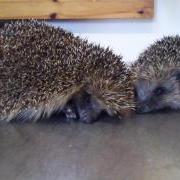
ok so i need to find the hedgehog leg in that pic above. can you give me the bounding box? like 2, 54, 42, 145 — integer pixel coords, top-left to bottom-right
74, 92, 102, 124
62, 99, 78, 122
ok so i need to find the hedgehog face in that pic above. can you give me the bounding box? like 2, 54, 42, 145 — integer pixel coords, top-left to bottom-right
56, 92, 104, 123
68, 91, 105, 123
135, 69, 180, 113
75, 93, 103, 123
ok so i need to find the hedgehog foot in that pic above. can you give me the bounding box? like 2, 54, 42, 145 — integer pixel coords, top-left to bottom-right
62, 101, 78, 122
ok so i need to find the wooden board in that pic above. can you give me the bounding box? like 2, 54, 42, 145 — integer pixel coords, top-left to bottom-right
0, 0, 154, 19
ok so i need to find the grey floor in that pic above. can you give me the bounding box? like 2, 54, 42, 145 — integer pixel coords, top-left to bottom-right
0, 112, 180, 180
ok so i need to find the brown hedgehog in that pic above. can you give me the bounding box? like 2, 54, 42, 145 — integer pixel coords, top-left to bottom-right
132, 35, 180, 113
0, 20, 135, 123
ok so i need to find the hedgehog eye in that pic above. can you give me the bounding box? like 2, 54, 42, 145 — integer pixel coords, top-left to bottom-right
175, 72, 180, 80
153, 87, 166, 96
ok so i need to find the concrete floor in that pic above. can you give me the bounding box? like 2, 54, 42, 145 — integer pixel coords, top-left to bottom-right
0, 112, 180, 180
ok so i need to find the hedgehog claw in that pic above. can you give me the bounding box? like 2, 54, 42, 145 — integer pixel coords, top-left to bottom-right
62, 103, 78, 122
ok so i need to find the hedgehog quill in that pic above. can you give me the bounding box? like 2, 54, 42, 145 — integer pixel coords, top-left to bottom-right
0, 20, 135, 123
132, 35, 180, 113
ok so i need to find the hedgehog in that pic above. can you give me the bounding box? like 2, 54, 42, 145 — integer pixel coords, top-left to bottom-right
132, 35, 180, 113
0, 20, 135, 123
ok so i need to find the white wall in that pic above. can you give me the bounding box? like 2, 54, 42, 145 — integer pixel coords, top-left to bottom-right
49, 0, 180, 63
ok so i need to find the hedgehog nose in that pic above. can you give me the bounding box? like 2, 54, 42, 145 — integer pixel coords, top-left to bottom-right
137, 90, 149, 102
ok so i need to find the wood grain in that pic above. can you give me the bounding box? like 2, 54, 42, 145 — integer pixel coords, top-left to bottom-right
0, 0, 154, 19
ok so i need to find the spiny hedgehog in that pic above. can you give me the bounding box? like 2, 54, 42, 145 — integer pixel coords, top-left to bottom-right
0, 20, 135, 123
132, 35, 180, 113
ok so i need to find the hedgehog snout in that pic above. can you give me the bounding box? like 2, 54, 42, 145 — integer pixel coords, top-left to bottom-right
135, 94, 153, 113
134, 79, 157, 113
